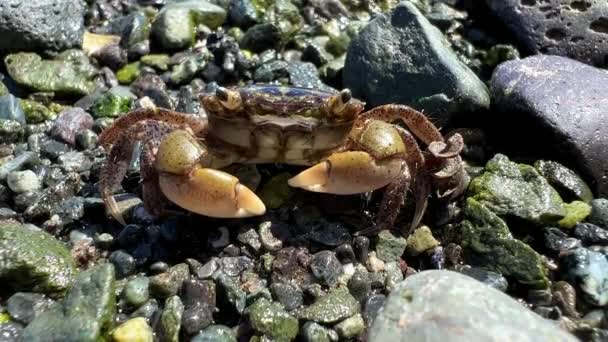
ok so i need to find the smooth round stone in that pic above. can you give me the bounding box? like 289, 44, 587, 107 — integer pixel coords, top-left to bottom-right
112, 317, 153, 342
590, 198, 608, 229
334, 314, 365, 339
123, 277, 150, 308
310, 251, 343, 287
149, 261, 169, 274
490, 55, 608, 197
110, 250, 136, 279
6, 292, 54, 324
7, 170, 40, 193
353, 236, 370, 264
335, 244, 356, 264
348, 267, 371, 302
561, 248, 608, 306
368, 270, 578, 342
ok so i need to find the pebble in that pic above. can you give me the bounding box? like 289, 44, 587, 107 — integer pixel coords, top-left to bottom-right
535, 160, 594, 203
0, 94, 26, 125
375, 230, 407, 262
491, 55, 608, 197
157, 296, 184, 342
455, 266, 509, 292
544, 227, 581, 256
335, 244, 356, 264
110, 250, 136, 279
384, 262, 404, 292
297, 287, 360, 324
209, 226, 231, 249
237, 227, 262, 254
0, 322, 24, 341
366, 252, 385, 273
112, 317, 154, 342
6, 292, 54, 325
51, 108, 94, 146
353, 236, 370, 264
149, 263, 190, 298
271, 247, 311, 288
334, 314, 365, 339
310, 251, 342, 287
344, 2, 490, 125
368, 270, 578, 342
363, 294, 386, 324
302, 321, 332, 342
348, 267, 371, 303
123, 276, 150, 308
241, 23, 282, 52
270, 282, 303, 311
191, 325, 237, 342
0, 151, 35, 181
560, 248, 608, 306
406, 226, 439, 256
248, 298, 299, 341
574, 223, 608, 246
590, 198, 608, 229
7, 170, 40, 193
130, 299, 159, 323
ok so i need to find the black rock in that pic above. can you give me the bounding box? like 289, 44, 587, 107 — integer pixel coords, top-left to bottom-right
335, 244, 356, 264
491, 55, 608, 197
310, 251, 342, 287
240, 23, 282, 53
486, 0, 608, 67
348, 268, 371, 303
544, 227, 582, 256
574, 223, 608, 246
353, 236, 370, 264
95, 44, 128, 70
182, 302, 214, 335
270, 282, 304, 311
343, 2, 490, 125
0, 0, 85, 52
253, 60, 289, 83
310, 222, 351, 248
229, 0, 258, 28
362, 293, 386, 324
109, 250, 136, 278
131, 73, 174, 109
287, 62, 334, 92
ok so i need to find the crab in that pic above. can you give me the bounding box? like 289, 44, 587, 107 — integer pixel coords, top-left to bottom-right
98, 85, 467, 235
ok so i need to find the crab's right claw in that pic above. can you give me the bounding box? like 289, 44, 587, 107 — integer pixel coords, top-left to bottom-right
159, 167, 266, 218
288, 151, 403, 194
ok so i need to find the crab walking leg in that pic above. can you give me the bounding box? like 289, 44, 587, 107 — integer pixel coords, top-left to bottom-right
100, 121, 177, 224
155, 130, 266, 218
356, 104, 444, 146
98, 107, 208, 150
288, 151, 404, 194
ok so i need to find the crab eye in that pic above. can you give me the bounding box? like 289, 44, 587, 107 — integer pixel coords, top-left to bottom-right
216, 87, 242, 110
329, 88, 352, 115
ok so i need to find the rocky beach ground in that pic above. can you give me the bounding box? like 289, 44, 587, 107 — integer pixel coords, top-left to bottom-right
0, 0, 607, 341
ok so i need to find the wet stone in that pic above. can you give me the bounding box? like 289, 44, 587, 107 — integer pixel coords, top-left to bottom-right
182, 301, 214, 335
348, 267, 371, 303
258, 221, 290, 252
0, 94, 25, 125
157, 296, 184, 342
310, 222, 351, 248
559, 200, 592, 229
219, 256, 253, 277
310, 251, 342, 287
91, 86, 136, 118
287, 62, 334, 92
6, 292, 54, 325
363, 293, 386, 324
384, 262, 404, 292
297, 287, 360, 324
353, 236, 370, 264
544, 227, 581, 256
376, 230, 407, 262
253, 60, 290, 83
58, 151, 92, 173
302, 321, 332, 342
123, 276, 150, 308
271, 247, 311, 288
51, 108, 94, 146
237, 227, 262, 254
270, 282, 303, 311
40, 140, 71, 160
196, 259, 219, 279
215, 273, 246, 314
590, 199, 608, 229
335, 244, 356, 264
7, 170, 40, 193
109, 250, 136, 279
191, 325, 237, 342
334, 313, 365, 339
561, 247, 608, 306
149, 263, 190, 298
130, 73, 174, 109
229, 0, 259, 28
248, 298, 299, 341
574, 223, 608, 246
535, 160, 594, 203
406, 226, 439, 256
130, 299, 159, 323
241, 23, 282, 53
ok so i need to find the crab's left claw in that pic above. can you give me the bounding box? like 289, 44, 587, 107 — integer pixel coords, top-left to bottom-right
288, 151, 403, 194
159, 167, 266, 218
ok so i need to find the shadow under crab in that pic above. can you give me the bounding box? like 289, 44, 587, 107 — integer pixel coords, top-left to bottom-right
98, 84, 467, 236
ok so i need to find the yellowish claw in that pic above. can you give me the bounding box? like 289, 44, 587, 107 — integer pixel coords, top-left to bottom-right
288, 151, 404, 194
159, 167, 266, 218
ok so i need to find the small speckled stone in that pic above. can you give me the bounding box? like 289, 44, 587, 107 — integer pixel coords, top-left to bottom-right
363, 293, 386, 324
258, 221, 284, 252
375, 230, 407, 262
149, 263, 190, 298
191, 325, 237, 342
112, 317, 153, 342
310, 251, 342, 287
123, 276, 150, 308
248, 298, 299, 341
297, 287, 360, 324
353, 236, 370, 264
7, 170, 40, 193
406, 226, 439, 256
157, 296, 184, 342
270, 282, 303, 311
237, 227, 262, 254
334, 314, 365, 339
384, 262, 404, 292
302, 322, 332, 342
590, 198, 608, 229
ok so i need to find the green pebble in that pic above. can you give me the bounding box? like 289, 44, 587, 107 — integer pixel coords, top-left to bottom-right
123, 276, 150, 307
334, 314, 365, 339
248, 298, 299, 341
376, 230, 407, 262
19, 99, 58, 124
116, 62, 141, 84
297, 287, 360, 324
157, 296, 184, 342
0, 312, 10, 323
112, 317, 153, 342
406, 225, 439, 256
302, 322, 331, 342
140, 54, 171, 71
91, 88, 135, 118
559, 201, 592, 229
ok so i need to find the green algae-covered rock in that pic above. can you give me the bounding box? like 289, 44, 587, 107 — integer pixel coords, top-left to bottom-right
558, 201, 592, 229
157, 296, 184, 342
368, 270, 578, 342
258, 173, 294, 210
23, 263, 116, 342
116, 61, 141, 84
91, 87, 135, 118
468, 154, 565, 224
5, 52, 96, 96
460, 198, 550, 289
248, 298, 298, 341
406, 225, 439, 256
375, 230, 407, 262
112, 317, 154, 342
0, 222, 76, 295
140, 54, 171, 71
297, 287, 359, 324
20, 99, 60, 124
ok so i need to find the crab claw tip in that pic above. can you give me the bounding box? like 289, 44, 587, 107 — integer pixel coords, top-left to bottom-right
288, 161, 329, 191
235, 183, 266, 217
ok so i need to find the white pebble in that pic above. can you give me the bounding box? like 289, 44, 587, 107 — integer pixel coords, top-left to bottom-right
7, 170, 40, 193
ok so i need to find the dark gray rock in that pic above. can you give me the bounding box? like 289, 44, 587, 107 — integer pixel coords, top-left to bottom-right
368, 270, 578, 342
109, 250, 136, 279
486, 0, 608, 67
310, 251, 342, 287
240, 23, 282, 53
7, 292, 54, 325
455, 266, 508, 292
535, 160, 594, 203
270, 282, 303, 311
0, 0, 85, 52
544, 227, 581, 256
491, 55, 608, 197
288, 62, 334, 92
574, 223, 608, 245
343, 2, 490, 125
590, 198, 608, 229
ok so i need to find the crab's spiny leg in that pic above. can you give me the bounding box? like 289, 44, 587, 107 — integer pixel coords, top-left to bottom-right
99, 108, 207, 150
356, 104, 444, 145
100, 120, 177, 225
